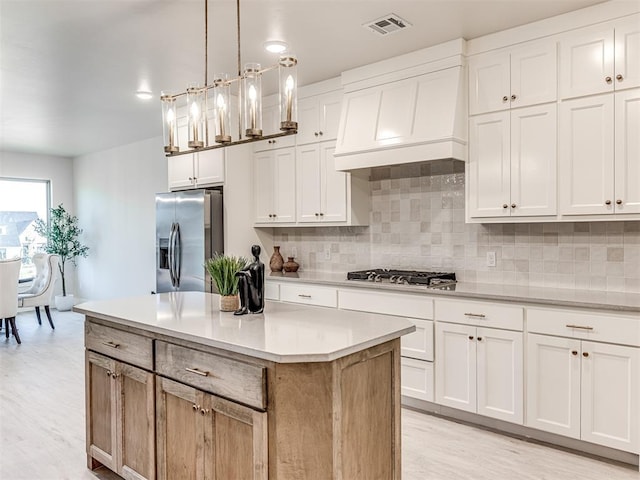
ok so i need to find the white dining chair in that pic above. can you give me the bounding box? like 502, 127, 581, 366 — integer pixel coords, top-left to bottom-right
18, 253, 59, 329
0, 257, 23, 344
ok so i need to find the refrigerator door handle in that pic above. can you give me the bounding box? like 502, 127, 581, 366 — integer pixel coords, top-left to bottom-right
168, 222, 176, 287
173, 222, 181, 288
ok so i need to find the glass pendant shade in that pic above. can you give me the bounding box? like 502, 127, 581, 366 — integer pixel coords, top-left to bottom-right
161, 93, 179, 153
187, 84, 206, 148
243, 63, 263, 137
279, 54, 298, 131
212, 74, 231, 144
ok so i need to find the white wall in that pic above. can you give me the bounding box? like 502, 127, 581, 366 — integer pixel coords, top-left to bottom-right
73, 136, 167, 301
0, 150, 75, 295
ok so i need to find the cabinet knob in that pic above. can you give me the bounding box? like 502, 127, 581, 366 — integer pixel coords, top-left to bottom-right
111, 373, 118, 379
616, 74, 623, 81
511, 203, 516, 209
192, 404, 198, 411
510, 94, 517, 101
605, 76, 612, 84
319, 212, 324, 216
571, 350, 578, 356
468, 335, 474, 340
314, 132, 319, 136
502, 96, 509, 102
502, 204, 508, 209
188, 177, 193, 181
315, 213, 319, 216
319, 131, 323, 136
200, 408, 209, 416
583, 352, 590, 358
477, 337, 483, 342
616, 199, 622, 205
605, 200, 612, 205
106, 370, 112, 377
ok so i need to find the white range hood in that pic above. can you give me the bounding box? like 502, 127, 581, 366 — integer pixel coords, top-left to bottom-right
334, 39, 467, 171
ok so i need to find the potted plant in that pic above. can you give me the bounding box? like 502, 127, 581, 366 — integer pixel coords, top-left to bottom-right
34, 204, 89, 311
205, 253, 248, 312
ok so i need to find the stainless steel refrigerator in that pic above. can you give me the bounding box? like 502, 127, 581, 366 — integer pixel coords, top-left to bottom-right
155, 189, 223, 293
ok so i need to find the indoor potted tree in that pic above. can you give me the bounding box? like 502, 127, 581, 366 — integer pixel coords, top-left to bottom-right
205, 253, 248, 312
34, 204, 89, 311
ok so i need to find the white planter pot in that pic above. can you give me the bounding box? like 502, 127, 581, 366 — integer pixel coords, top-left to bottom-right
55, 294, 75, 311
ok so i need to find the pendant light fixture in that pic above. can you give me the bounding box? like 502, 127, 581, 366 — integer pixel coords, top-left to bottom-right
160, 0, 298, 156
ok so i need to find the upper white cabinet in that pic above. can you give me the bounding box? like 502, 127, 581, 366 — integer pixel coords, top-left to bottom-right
253, 102, 296, 152
469, 40, 557, 115
296, 141, 369, 225
559, 89, 640, 215
296, 90, 342, 145
168, 149, 225, 191
468, 104, 557, 218
253, 147, 296, 224
560, 15, 640, 99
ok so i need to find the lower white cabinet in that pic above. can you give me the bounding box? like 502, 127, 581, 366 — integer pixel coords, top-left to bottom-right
435, 322, 523, 424
526, 333, 639, 453
401, 357, 434, 402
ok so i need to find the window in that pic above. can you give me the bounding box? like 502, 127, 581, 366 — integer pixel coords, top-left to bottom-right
0, 178, 51, 280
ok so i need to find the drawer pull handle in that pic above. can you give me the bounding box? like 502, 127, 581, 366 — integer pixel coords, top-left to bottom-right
298, 294, 312, 298
185, 367, 209, 377
102, 341, 120, 349
565, 324, 593, 331
464, 313, 486, 318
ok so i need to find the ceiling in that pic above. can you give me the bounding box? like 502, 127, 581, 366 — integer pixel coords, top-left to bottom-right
0, 0, 611, 158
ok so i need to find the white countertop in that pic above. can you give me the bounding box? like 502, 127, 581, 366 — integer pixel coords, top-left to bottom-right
267, 271, 640, 313
74, 292, 415, 363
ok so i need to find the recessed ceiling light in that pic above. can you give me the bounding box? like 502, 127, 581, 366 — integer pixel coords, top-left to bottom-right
136, 90, 153, 100
263, 40, 288, 53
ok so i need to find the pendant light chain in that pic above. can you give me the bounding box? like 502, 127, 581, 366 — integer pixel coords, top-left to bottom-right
204, 0, 208, 87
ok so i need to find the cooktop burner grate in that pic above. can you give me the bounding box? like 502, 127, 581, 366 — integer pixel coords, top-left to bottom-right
346, 269, 456, 286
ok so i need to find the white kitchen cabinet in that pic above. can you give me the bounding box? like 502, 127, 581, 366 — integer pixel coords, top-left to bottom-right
560, 16, 640, 100
401, 318, 434, 362
253, 103, 296, 152
253, 147, 296, 224
168, 149, 225, 191
468, 103, 556, 218
527, 333, 639, 453
401, 357, 434, 402
559, 89, 640, 215
435, 322, 523, 424
469, 39, 557, 115
296, 90, 342, 145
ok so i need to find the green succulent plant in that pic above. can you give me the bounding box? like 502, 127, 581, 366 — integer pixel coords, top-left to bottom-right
205, 253, 248, 296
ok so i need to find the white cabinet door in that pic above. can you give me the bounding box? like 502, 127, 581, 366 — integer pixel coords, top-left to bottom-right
435, 322, 476, 413
401, 319, 434, 361
468, 51, 510, 115
319, 142, 347, 222
168, 154, 196, 191
296, 91, 342, 145
476, 328, 523, 424
559, 94, 615, 215
614, 16, 640, 91
401, 357, 434, 402
614, 88, 640, 214
253, 151, 276, 223
296, 144, 322, 222
510, 104, 557, 216
468, 111, 510, 218
318, 91, 343, 141
526, 334, 581, 439
273, 148, 296, 223
560, 26, 614, 99
296, 96, 320, 145
194, 149, 225, 187
581, 341, 639, 453
510, 41, 557, 109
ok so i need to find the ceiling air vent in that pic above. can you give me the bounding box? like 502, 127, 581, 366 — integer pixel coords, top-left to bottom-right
364, 14, 412, 36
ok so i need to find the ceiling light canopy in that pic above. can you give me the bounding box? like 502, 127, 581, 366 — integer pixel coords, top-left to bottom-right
136, 90, 153, 100
264, 40, 288, 53
160, 0, 298, 156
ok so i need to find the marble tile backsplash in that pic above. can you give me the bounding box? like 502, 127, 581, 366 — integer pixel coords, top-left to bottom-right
272, 160, 640, 293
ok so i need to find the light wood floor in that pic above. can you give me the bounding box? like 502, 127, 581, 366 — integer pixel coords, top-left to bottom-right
1, 311, 638, 480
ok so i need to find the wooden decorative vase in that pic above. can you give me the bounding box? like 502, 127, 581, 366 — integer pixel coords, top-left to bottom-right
220, 294, 239, 312
270, 246, 284, 272
283, 257, 299, 273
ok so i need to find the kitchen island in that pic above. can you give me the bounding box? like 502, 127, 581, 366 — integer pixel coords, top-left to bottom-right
75, 291, 415, 480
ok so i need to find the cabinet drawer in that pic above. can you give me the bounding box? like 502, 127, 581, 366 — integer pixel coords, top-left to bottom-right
401, 358, 434, 402
280, 283, 337, 308
401, 319, 434, 361
85, 321, 153, 370
527, 307, 640, 347
434, 298, 523, 331
155, 341, 266, 410
339, 289, 433, 319
265, 282, 280, 301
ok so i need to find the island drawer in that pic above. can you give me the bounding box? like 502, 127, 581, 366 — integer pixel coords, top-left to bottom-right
280, 283, 337, 308
339, 289, 433, 319
155, 341, 267, 410
85, 321, 153, 370
527, 307, 640, 347
434, 298, 523, 331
